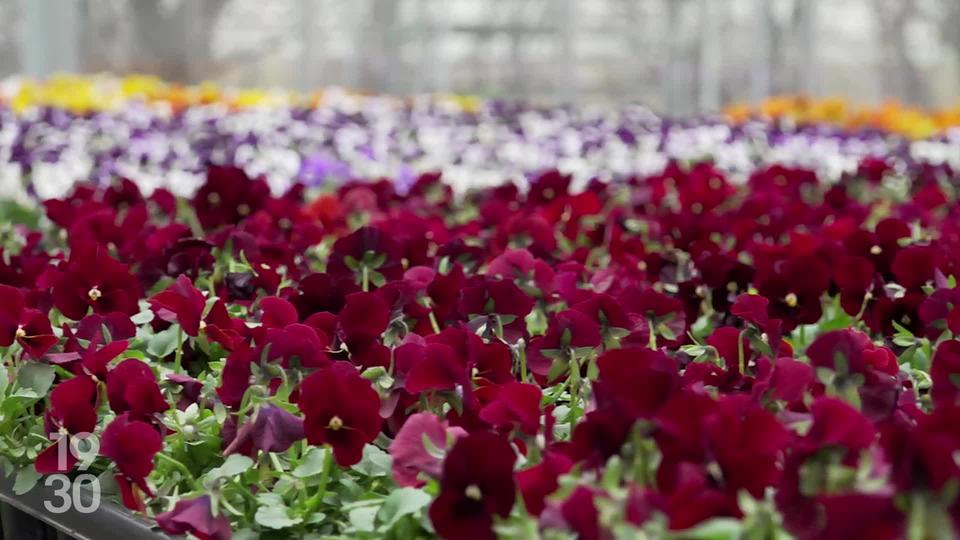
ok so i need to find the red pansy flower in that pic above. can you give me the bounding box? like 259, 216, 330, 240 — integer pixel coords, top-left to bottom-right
429, 431, 517, 540
52, 243, 141, 320
155, 495, 232, 540
0, 284, 57, 358
389, 412, 466, 488
100, 413, 163, 510
298, 362, 382, 466
36, 376, 99, 474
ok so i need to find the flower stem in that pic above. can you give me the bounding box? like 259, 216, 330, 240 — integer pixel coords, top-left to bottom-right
173, 325, 184, 373
519, 342, 528, 383
568, 349, 581, 431
156, 452, 201, 490
301, 447, 333, 517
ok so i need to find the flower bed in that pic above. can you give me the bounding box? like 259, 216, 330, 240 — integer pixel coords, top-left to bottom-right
1, 74, 960, 539
0, 151, 959, 540
2, 76, 960, 205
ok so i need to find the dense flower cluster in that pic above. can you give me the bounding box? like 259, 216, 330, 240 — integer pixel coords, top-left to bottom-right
0, 147, 958, 539
3, 76, 960, 206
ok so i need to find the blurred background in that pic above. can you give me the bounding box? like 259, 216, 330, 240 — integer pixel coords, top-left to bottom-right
0, 0, 958, 115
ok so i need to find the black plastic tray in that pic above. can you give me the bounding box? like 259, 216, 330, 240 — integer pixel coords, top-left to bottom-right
0, 474, 169, 540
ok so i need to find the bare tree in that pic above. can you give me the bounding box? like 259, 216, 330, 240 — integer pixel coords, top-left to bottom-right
127, 0, 229, 82
873, 0, 927, 104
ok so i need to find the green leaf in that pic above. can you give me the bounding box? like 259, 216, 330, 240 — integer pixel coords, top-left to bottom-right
348, 506, 379, 532
0, 364, 8, 396
16, 363, 55, 396
377, 487, 431, 529
13, 467, 40, 495
255, 504, 303, 529
676, 517, 743, 539
350, 444, 392, 477
205, 454, 254, 481
293, 447, 329, 478
130, 309, 155, 325
147, 325, 181, 359
0, 201, 41, 228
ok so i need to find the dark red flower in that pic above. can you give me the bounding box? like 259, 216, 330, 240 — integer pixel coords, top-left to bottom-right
594, 347, 680, 420
36, 376, 99, 474
327, 226, 404, 284
100, 413, 163, 510
0, 284, 57, 358
262, 323, 331, 369
458, 277, 534, 343
52, 243, 141, 320
223, 404, 305, 457
516, 451, 572, 515
337, 291, 390, 344
704, 397, 790, 497
397, 342, 469, 395
891, 245, 940, 290
259, 296, 299, 329
527, 310, 602, 378
390, 412, 466, 487
106, 359, 169, 420
149, 275, 206, 336
155, 495, 232, 540
193, 166, 271, 230
800, 396, 876, 455
429, 431, 516, 540
479, 382, 542, 435
931, 339, 960, 408
298, 362, 382, 466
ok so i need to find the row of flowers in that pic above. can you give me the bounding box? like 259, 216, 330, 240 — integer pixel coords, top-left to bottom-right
2, 76, 960, 206
0, 149, 959, 539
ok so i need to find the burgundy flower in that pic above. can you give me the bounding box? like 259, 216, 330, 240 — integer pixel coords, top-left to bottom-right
259, 296, 299, 330
931, 339, 960, 408
327, 226, 404, 284
224, 404, 305, 457
106, 359, 169, 420
426, 327, 515, 385
394, 343, 469, 397
192, 166, 271, 230
0, 284, 57, 358
810, 494, 904, 540
527, 310, 602, 378
389, 412, 466, 487
806, 329, 900, 420
290, 272, 355, 318
479, 382, 542, 435
77, 338, 129, 381
517, 451, 573, 515
555, 487, 603, 540
337, 291, 390, 344
799, 396, 877, 456
100, 413, 163, 510
458, 277, 534, 342
594, 347, 680, 421
216, 344, 259, 409
891, 245, 940, 290
52, 243, 141, 320
149, 275, 206, 336
36, 376, 99, 474
704, 397, 790, 497
429, 431, 517, 540
76, 312, 136, 342
262, 323, 331, 369
155, 495, 232, 540
661, 463, 737, 530
298, 362, 382, 466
